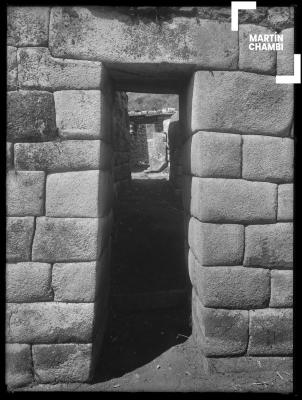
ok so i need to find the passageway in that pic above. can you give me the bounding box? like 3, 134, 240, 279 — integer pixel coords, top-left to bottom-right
94, 170, 191, 381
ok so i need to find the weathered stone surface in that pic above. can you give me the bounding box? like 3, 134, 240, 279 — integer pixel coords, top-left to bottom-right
267, 7, 294, 31
7, 91, 57, 142
54, 90, 109, 140
18, 47, 103, 90
183, 131, 241, 178
32, 214, 112, 262
242, 136, 293, 183
6, 303, 94, 343
6, 344, 33, 388
7, 7, 50, 46
248, 309, 293, 355
15, 140, 113, 172
190, 259, 270, 309
6, 262, 52, 302
49, 7, 238, 70
188, 217, 244, 266
7, 143, 13, 169
277, 28, 294, 75
52, 262, 96, 302
244, 223, 293, 269
270, 270, 293, 307
191, 177, 277, 223
239, 25, 276, 74
7, 171, 45, 216
6, 217, 35, 262
189, 71, 293, 136
206, 356, 293, 374
192, 290, 248, 356
7, 46, 18, 90
278, 184, 293, 221
46, 171, 113, 218
32, 344, 92, 383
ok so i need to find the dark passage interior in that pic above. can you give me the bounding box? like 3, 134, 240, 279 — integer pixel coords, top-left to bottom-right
94, 93, 191, 382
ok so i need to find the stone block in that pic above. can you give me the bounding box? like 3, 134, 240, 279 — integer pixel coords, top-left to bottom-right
32, 344, 92, 383
190, 259, 270, 309
32, 214, 112, 262
7, 143, 13, 169
46, 171, 113, 218
277, 28, 294, 75
14, 140, 113, 172
6, 217, 34, 262
6, 344, 33, 388
192, 290, 248, 356
267, 7, 294, 30
270, 270, 293, 307
18, 47, 103, 90
6, 262, 52, 302
54, 90, 110, 140
113, 164, 131, 182
6, 303, 94, 343
189, 71, 293, 136
182, 131, 241, 178
278, 184, 293, 221
242, 136, 293, 183
190, 177, 277, 223
248, 309, 293, 355
7, 171, 45, 216
49, 7, 238, 70
239, 25, 276, 74
7, 91, 57, 142
7, 46, 18, 90
188, 217, 244, 266
7, 7, 50, 46
52, 262, 96, 302
181, 175, 192, 213
206, 356, 293, 374
244, 223, 293, 269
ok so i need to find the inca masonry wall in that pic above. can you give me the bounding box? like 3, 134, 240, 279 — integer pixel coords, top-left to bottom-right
6, 6, 294, 388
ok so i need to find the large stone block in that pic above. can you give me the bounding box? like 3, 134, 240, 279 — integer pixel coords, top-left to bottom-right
52, 262, 96, 302
244, 223, 293, 269
46, 171, 113, 218
192, 290, 248, 356
7, 7, 50, 46
190, 177, 277, 223
18, 47, 103, 90
278, 184, 293, 221
49, 7, 238, 70
182, 131, 241, 178
6, 344, 33, 388
7, 46, 18, 90
6, 217, 35, 262
7, 171, 45, 216
248, 309, 293, 355
239, 25, 276, 74
32, 344, 92, 383
206, 356, 293, 374
6, 303, 94, 343
270, 270, 293, 307
188, 217, 244, 266
32, 214, 112, 262
54, 90, 110, 140
14, 140, 113, 172
190, 259, 270, 309
7, 143, 13, 169
277, 28, 294, 75
189, 71, 293, 136
242, 136, 293, 183
6, 262, 52, 302
7, 91, 57, 142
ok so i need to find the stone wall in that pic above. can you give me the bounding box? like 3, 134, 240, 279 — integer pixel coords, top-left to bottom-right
6, 6, 294, 388
181, 70, 293, 373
